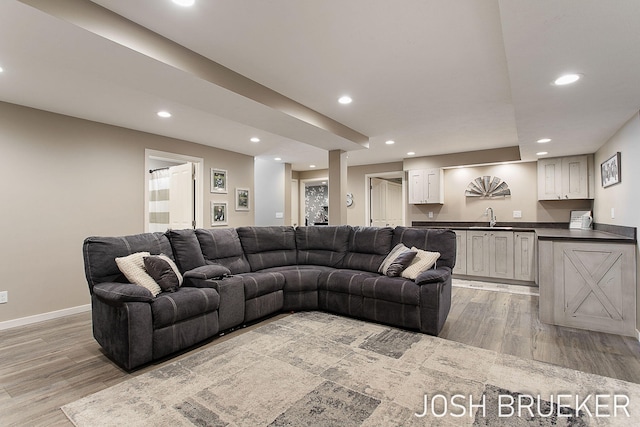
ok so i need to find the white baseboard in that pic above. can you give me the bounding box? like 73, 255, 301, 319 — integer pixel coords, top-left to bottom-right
0, 304, 91, 331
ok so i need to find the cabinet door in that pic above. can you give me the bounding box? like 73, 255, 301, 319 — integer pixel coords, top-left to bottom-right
453, 230, 466, 275
489, 231, 514, 279
408, 170, 425, 204
514, 232, 536, 281
467, 231, 490, 277
561, 156, 588, 199
425, 168, 444, 204
537, 158, 562, 200
552, 241, 636, 336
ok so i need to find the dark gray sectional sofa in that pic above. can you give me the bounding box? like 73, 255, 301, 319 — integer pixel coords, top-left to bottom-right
83, 225, 456, 370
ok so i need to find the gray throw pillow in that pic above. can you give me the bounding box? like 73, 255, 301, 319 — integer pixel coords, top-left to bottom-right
143, 255, 183, 293
385, 250, 418, 277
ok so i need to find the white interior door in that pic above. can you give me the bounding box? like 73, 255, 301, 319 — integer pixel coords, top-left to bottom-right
370, 178, 387, 227
371, 177, 403, 227
169, 162, 195, 230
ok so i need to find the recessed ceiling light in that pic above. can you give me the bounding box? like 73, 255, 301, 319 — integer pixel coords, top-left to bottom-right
250, 137, 260, 143
322, 181, 327, 185
309, 164, 316, 168
553, 73, 582, 86
537, 138, 551, 143
172, 0, 195, 6
157, 111, 172, 118
407, 151, 416, 156
385, 140, 395, 145
274, 157, 282, 161
536, 151, 548, 156
338, 95, 352, 105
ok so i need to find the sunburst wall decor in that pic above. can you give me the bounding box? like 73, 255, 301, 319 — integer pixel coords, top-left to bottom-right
465, 176, 511, 198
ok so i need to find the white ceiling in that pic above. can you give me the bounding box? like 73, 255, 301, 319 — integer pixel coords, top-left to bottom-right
1, 0, 639, 171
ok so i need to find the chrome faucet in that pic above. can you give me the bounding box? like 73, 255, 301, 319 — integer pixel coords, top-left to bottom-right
485, 207, 496, 228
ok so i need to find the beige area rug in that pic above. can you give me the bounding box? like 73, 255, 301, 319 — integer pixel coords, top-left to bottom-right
62, 312, 640, 426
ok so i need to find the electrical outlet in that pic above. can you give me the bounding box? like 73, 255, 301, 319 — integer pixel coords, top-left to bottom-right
611, 208, 615, 219
428, 212, 434, 218
513, 210, 522, 219
0, 291, 7, 304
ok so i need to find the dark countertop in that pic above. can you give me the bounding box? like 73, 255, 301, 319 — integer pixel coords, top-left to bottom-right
411, 221, 636, 243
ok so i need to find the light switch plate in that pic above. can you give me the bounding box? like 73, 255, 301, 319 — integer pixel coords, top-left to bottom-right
428, 212, 434, 218
611, 208, 615, 219
0, 291, 7, 304
513, 210, 522, 218
275, 212, 284, 219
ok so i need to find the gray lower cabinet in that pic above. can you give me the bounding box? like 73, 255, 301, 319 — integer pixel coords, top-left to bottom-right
514, 232, 536, 282
539, 240, 636, 337
453, 230, 467, 275
458, 230, 536, 283
465, 230, 514, 279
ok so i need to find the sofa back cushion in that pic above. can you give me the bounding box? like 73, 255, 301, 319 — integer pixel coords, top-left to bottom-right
296, 225, 351, 268
165, 229, 206, 272
195, 228, 251, 274
342, 226, 393, 273
392, 227, 456, 269
83, 232, 173, 294
237, 226, 298, 271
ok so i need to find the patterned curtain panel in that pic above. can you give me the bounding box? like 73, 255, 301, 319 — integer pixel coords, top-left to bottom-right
149, 169, 171, 232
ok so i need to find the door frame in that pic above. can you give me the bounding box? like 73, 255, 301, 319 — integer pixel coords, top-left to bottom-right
144, 149, 204, 232
364, 171, 406, 227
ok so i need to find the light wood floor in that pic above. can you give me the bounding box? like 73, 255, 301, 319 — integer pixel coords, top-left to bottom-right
1, 286, 640, 426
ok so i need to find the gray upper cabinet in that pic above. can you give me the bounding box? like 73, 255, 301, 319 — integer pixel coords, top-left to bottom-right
408, 168, 444, 204
537, 155, 593, 200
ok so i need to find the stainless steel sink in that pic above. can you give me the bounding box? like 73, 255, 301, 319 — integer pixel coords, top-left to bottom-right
468, 226, 514, 230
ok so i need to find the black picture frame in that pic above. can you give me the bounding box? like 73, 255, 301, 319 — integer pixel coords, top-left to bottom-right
601, 152, 621, 188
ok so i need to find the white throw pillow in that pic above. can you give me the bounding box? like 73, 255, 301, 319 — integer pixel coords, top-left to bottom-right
115, 252, 162, 296
401, 248, 441, 280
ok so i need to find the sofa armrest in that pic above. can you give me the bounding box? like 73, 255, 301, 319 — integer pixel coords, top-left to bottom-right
183, 264, 231, 280
415, 267, 451, 285
93, 282, 154, 304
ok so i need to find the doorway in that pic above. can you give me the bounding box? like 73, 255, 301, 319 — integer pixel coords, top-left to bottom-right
144, 149, 204, 232
299, 178, 329, 226
366, 172, 405, 227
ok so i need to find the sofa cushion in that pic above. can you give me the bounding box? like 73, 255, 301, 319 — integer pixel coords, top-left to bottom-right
83, 232, 173, 293
165, 229, 206, 272
362, 276, 420, 305
401, 248, 440, 280
237, 226, 297, 271
195, 228, 251, 274
144, 254, 183, 293
342, 227, 393, 273
115, 252, 162, 296
319, 269, 378, 295
151, 287, 220, 329
240, 272, 286, 300
392, 227, 456, 270
378, 243, 417, 277
296, 226, 351, 267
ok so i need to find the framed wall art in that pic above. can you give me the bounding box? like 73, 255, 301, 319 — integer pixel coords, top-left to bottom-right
210, 168, 227, 193
211, 201, 228, 226
601, 152, 621, 188
235, 187, 250, 211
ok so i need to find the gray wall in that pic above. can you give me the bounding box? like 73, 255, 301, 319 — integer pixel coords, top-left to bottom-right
0, 101, 254, 323
254, 158, 285, 226
593, 111, 640, 330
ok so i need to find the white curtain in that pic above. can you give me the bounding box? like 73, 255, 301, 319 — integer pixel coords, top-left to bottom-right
149, 169, 171, 232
